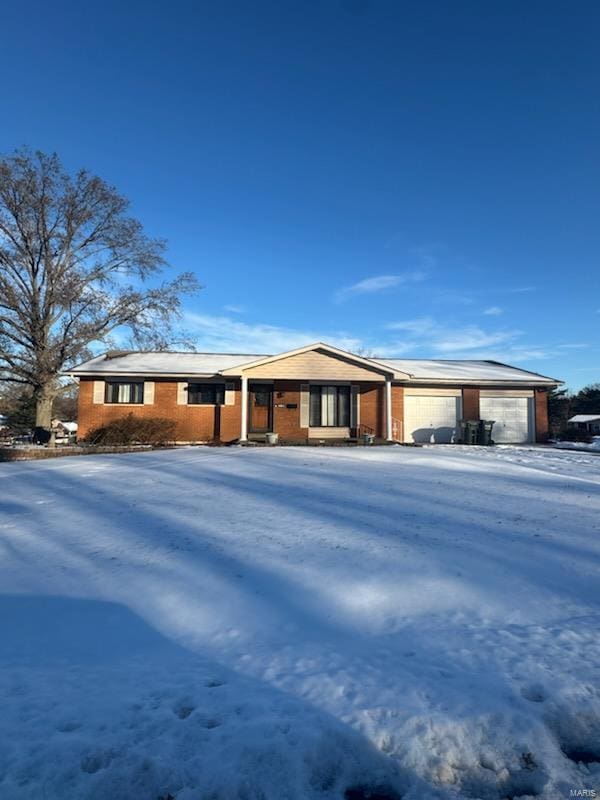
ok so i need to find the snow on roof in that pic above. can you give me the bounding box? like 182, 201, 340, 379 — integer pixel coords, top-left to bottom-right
69, 351, 268, 375
370, 358, 559, 383
569, 414, 600, 423
60, 421, 78, 432
68, 349, 560, 384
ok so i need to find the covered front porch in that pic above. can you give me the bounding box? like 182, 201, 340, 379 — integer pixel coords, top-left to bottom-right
219, 344, 405, 444
240, 378, 401, 443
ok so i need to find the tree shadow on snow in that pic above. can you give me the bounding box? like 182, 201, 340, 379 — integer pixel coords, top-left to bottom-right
0, 593, 419, 800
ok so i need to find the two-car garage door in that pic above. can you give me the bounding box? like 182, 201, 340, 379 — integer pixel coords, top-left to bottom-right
403, 389, 535, 444
479, 392, 534, 443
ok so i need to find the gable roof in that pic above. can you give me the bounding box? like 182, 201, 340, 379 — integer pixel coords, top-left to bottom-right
66, 344, 561, 385
220, 342, 402, 377
569, 414, 600, 423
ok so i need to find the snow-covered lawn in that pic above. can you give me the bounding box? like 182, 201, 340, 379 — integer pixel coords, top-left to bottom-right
1, 445, 599, 800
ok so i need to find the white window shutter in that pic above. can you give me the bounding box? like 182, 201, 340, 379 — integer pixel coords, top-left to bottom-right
224, 382, 235, 406
177, 382, 188, 405
143, 381, 155, 404
350, 385, 360, 427
93, 380, 104, 404
300, 384, 309, 427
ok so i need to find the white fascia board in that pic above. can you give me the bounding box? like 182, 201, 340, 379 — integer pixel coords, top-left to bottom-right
392, 378, 559, 387
64, 371, 222, 379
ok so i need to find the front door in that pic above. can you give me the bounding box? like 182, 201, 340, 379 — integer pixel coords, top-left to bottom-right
249, 384, 273, 433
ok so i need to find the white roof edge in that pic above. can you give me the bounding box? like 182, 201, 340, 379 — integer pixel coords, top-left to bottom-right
64, 371, 229, 379
392, 378, 557, 386
373, 357, 561, 385
64, 347, 563, 385
65, 350, 268, 377
480, 359, 563, 384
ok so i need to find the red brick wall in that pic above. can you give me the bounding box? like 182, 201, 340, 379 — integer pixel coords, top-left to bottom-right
79, 378, 551, 445
271, 381, 388, 440
359, 384, 385, 437
78, 378, 241, 443
272, 381, 307, 441
462, 388, 480, 420
535, 388, 549, 443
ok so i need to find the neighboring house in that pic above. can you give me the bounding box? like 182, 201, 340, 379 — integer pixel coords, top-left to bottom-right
67, 342, 560, 445
568, 414, 600, 435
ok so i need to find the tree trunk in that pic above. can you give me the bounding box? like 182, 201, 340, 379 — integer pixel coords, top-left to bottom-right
33, 385, 55, 446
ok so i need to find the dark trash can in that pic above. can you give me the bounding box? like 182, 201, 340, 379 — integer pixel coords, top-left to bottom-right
458, 420, 479, 445
479, 419, 495, 446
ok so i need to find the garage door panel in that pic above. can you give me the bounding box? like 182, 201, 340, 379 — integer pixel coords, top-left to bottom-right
480, 397, 533, 443
404, 396, 461, 444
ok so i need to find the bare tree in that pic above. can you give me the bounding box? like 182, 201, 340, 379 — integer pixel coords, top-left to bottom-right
0, 149, 199, 439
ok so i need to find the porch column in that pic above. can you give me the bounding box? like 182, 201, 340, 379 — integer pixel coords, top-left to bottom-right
240, 376, 248, 442
385, 377, 393, 441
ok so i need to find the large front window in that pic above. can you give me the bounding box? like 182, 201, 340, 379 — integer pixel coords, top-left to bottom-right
187, 383, 225, 405
309, 385, 350, 427
105, 382, 144, 404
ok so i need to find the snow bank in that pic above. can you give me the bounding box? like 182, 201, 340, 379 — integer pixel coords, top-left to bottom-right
552, 436, 600, 453
1, 445, 599, 798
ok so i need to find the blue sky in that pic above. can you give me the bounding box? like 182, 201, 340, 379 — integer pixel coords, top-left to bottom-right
1, 1, 598, 389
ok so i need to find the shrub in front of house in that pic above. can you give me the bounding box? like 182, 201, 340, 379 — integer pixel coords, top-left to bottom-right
84, 414, 176, 446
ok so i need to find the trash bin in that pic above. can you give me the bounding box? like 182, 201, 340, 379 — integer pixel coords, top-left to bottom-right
458, 420, 479, 445
479, 420, 495, 446
363, 432, 375, 445
265, 432, 279, 445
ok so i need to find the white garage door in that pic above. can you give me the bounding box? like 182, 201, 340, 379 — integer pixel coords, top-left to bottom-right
479, 396, 534, 443
404, 396, 461, 444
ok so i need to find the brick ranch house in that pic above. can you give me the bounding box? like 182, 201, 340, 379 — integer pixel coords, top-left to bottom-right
69, 342, 560, 445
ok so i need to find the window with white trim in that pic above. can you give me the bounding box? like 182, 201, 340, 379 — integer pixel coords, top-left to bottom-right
105, 382, 144, 404
309, 385, 350, 427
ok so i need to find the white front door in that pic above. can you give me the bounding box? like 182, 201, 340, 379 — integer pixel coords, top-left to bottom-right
479, 396, 533, 443
404, 396, 461, 444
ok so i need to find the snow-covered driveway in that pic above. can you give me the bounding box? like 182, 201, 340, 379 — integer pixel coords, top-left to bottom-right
1, 445, 599, 799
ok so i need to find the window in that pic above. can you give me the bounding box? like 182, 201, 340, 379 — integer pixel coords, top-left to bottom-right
253, 388, 271, 407
187, 383, 225, 405
309, 385, 350, 427
105, 382, 144, 404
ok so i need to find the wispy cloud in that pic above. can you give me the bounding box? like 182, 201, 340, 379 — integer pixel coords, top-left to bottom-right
483, 306, 503, 316
382, 316, 528, 358
386, 316, 436, 335
183, 312, 363, 354
433, 327, 519, 352
507, 286, 536, 293
223, 304, 245, 314
334, 271, 426, 304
